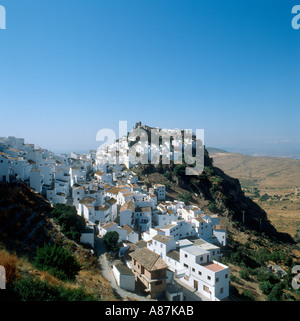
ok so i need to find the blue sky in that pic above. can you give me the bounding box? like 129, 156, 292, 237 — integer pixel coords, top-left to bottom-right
0, 0, 299, 155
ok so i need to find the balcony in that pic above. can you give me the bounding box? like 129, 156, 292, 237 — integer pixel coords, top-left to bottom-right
131, 265, 167, 283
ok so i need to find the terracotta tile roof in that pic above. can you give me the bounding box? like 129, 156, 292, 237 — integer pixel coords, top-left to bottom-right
79, 197, 96, 205
120, 200, 135, 212
152, 234, 172, 244
101, 222, 117, 230
166, 250, 180, 262
129, 247, 168, 271
106, 186, 121, 195
122, 224, 135, 235
107, 198, 117, 205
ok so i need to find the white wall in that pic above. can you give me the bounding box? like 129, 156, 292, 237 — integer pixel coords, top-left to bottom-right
112, 265, 135, 292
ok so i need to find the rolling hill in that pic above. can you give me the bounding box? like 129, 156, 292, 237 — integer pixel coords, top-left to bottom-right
209, 151, 300, 238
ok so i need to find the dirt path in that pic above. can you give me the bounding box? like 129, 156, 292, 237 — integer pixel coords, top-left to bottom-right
94, 236, 156, 301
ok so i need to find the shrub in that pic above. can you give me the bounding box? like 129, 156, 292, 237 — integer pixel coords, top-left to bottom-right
12, 275, 97, 301
243, 289, 255, 301
207, 203, 217, 213
34, 243, 80, 281
229, 274, 239, 283
103, 231, 120, 252
0, 250, 18, 285
51, 204, 86, 242
259, 280, 273, 295
178, 192, 193, 205
173, 164, 186, 177
267, 283, 284, 301
239, 269, 250, 281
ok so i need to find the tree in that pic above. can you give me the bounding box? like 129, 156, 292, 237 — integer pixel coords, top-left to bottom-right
259, 281, 273, 295
239, 269, 250, 281
103, 231, 120, 252
173, 164, 186, 177
207, 203, 217, 213
34, 243, 81, 281
51, 204, 86, 242
267, 283, 284, 301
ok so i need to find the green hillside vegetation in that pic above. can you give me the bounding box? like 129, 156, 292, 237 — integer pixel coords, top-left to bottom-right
0, 182, 117, 301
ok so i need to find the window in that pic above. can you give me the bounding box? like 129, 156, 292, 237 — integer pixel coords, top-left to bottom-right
184, 263, 188, 268
207, 275, 211, 280
203, 285, 209, 292
220, 287, 224, 294
192, 268, 195, 272
155, 280, 162, 285
200, 256, 203, 261
184, 254, 188, 258
198, 271, 202, 276
216, 277, 219, 282
160, 244, 163, 248
225, 274, 228, 278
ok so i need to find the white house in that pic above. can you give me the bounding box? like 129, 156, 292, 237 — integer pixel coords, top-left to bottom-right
99, 222, 127, 242
152, 184, 166, 200
46, 189, 67, 204
159, 220, 196, 241
212, 225, 227, 246
133, 206, 152, 232
179, 205, 203, 221
11, 158, 32, 181
99, 222, 119, 238
177, 245, 229, 301
152, 209, 178, 229
95, 171, 112, 184
112, 265, 135, 292
122, 224, 139, 244
30, 169, 43, 193
120, 201, 135, 227
117, 189, 134, 206
0, 152, 11, 182
147, 234, 176, 261
80, 226, 95, 247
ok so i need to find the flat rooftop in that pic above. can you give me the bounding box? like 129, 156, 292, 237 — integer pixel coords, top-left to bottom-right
202, 262, 227, 272
181, 245, 209, 256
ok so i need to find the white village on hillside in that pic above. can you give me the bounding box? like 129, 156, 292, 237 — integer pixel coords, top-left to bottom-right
0, 128, 229, 301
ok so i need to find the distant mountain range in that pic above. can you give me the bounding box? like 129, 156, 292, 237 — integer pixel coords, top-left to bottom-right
207, 147, 300, 160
